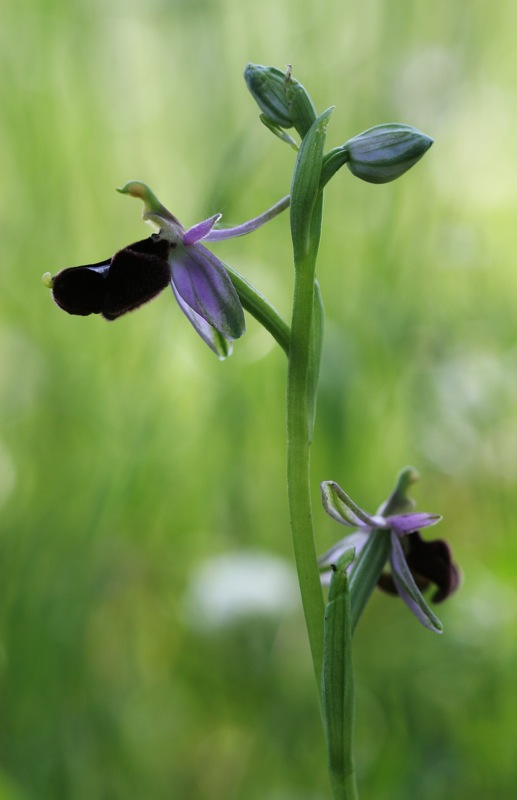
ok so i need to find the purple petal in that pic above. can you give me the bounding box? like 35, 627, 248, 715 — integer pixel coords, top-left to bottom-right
388, 512, 442, 536
170, 244, 245, 340
204, 195, 290, 242
320, 481, 384, 530
183, 215, 222, 246
170, 281, 232, 360
389, 532, 443, 633
318, 532, 368, 569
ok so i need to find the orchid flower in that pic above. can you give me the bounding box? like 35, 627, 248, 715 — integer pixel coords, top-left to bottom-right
43, 182, 289, 360
319, 469, 460, 632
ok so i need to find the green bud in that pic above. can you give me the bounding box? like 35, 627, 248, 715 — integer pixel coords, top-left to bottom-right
244, 63, 317, 139
343, 123, 433, 184
244, 64, 293, 128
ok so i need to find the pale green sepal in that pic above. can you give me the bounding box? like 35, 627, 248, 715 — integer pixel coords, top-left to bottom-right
322, 551, 358, 800
377, 465, 419, 517
117, 181, 182, 235
290, 107, 333, 265
259, 115, 299, 150
321, 481, 382, 529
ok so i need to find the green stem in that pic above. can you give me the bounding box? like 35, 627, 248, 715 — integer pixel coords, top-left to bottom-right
225, 264, 291, 356
286, 109, 333, 693
286, 193, 326, 688
330, 773, 360, 800
287, 256, 325, 686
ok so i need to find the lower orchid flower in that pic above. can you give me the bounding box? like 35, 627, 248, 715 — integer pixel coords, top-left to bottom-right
319, 468, 460, 632
43, 182, 289, 360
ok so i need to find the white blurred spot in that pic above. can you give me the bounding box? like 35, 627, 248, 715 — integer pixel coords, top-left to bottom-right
421, 347, 517, 476
182, 549, 299, 630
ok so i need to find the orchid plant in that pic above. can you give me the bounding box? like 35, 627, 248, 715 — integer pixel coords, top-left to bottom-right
44, 64, 459, 799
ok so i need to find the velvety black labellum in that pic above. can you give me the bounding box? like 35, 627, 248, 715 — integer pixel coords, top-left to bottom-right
102, 238, 171, 320
406, 533, 460, 603
377, 532, 460, 603
52, 259, 110, 316
51, 237, 172, 320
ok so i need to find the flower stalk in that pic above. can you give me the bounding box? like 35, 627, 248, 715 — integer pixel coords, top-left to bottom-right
46, 60, 444, 800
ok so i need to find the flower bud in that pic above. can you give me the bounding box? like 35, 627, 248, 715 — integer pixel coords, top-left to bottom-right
244, 64, 293, 128
343, 124, 433, 184
244, 63, 317, 138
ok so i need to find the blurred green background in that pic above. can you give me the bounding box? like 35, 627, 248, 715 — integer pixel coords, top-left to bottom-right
2, 0, 517, 798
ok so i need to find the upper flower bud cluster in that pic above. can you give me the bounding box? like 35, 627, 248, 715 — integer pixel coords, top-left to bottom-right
244, 63, 317, 139
245, 64, 433, 186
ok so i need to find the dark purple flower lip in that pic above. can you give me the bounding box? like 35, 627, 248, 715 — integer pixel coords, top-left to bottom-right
379, 532, 461, 603
319, 471, 460, 632
51, 237, 172, 320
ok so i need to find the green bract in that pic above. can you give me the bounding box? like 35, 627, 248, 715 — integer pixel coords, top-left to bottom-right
290, 108, 333, 264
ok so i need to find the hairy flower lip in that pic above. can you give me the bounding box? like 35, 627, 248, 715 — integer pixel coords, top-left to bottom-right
48, 234, 244, 357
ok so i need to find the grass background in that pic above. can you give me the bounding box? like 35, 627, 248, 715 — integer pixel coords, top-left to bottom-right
2, 0, 517, 797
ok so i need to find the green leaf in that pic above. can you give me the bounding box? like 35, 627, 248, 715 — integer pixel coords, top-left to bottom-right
349, 529, 391, 632
322, 551, 359, 800
290, 107, 333, 266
